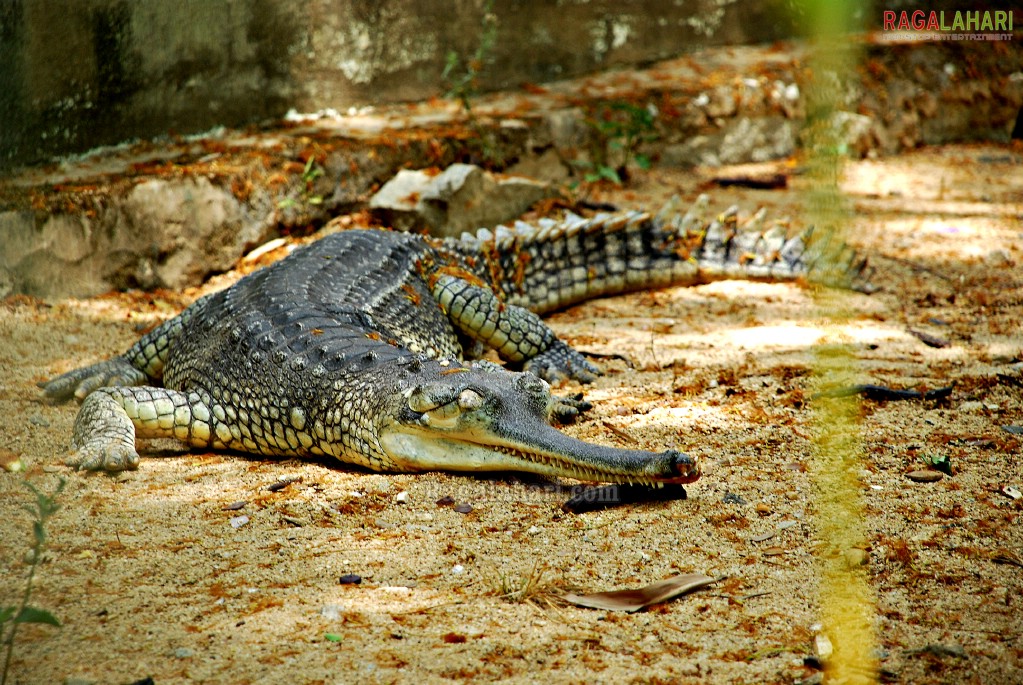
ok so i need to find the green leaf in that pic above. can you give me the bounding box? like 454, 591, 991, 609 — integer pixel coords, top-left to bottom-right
0, 606, 15, 623
597, 166, 622, 184
324, 632, 343, 643
442, 51, 459, 80
634, 154, 652, 170
14, 606, 61, 627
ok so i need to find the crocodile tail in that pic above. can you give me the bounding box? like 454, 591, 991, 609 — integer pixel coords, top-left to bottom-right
656, 194, 875, 295
447, 194, 874, 314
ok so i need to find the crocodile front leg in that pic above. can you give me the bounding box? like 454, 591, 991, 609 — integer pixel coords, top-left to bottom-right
69, 386, 220, 471
40, 294, 214, 403
431, 274, 600, 383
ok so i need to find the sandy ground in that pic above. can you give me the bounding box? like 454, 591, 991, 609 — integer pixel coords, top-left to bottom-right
2, 145, 1021, 685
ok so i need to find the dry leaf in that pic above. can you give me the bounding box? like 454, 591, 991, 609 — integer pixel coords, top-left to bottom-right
560, 573, 716, 612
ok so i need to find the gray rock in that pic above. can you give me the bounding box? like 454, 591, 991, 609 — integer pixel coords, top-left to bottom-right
0, 178, 275, 298
505, 148, 570, 184
117, 178, 272, 290
367, 169, 434, 231
0, 209, 108, 297
370, 164, 554, 238
719, 117, 796, 164
421, 164, 553, 237
662, 117, 796, 167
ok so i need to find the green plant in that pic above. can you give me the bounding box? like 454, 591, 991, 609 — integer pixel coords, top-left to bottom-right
300, 156, 325, 206
2, 478, 66, 685
578, 101, 659, 185
277, 156, 325, 210
441, 1, 499, 163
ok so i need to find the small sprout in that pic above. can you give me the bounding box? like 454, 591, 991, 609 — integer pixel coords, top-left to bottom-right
921, 453, 952, 475
2, 478, 66, 685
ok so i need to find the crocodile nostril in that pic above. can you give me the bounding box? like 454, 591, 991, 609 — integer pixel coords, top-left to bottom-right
668, 450, 700, 481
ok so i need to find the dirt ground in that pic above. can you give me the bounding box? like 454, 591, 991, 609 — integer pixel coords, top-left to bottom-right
2, 144, 1021, 685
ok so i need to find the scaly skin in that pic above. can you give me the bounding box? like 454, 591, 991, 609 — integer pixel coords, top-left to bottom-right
40, 195, 870, 483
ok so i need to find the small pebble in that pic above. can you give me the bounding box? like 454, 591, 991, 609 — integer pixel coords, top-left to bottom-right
815, 633, 834, 659
999, 485, 1021, 500
172, 648, 194, 659
844, 548, 869, 568
395, 491, 409, 504
339, 574, 362, 585
229, 515, 250, 528
28, 415, 50, 427
722, 492, 747, 505
320, 604, 344, 620
436, 495, 455, 506
451, 564, 465, 574
453, 503, 473, 514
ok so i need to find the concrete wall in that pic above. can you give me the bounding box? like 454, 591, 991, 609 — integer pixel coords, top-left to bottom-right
1, 0, 804, 171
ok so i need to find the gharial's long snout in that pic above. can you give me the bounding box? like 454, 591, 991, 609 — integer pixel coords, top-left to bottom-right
377, 366, 701, 486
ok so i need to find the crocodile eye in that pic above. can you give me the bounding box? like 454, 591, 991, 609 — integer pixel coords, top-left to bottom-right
458, 389, 483, 411
408, 383, 461, 413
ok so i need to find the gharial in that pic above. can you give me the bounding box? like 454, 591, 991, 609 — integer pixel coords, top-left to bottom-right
40, 194, 871, 485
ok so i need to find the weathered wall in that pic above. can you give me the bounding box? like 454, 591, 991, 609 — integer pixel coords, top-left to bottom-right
1, 0, 804, 171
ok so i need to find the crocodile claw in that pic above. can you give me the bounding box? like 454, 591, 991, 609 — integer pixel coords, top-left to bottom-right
40, 357, 147, 403
523, 340, 601, 384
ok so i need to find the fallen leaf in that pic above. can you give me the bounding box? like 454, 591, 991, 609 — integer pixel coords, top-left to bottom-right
907, 328, 951, 348
991, 548, 1023, 568
560, 573, 716, 612
906, 470, 943, 483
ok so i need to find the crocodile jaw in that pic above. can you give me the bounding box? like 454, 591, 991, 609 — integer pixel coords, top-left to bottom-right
375, 365, 700, 485
378, 420, 700, 486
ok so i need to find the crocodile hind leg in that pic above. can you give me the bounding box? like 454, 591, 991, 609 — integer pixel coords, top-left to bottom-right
431, 274, 600, 383
69, 386, 220, 471
40, 294, 213, 403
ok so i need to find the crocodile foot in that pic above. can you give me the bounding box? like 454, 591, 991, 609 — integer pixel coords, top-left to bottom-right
524, 340, 600, 384
68, 389, 141, 471
551, 393, 593, 424
40, 356, 148, 403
